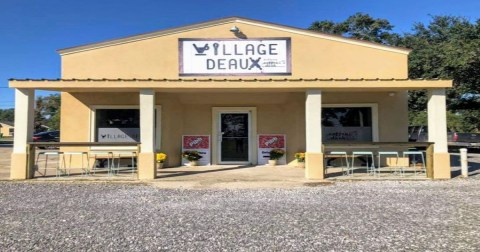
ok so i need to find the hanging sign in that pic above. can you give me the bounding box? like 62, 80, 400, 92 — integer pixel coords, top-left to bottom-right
179, 38, 291, 76
257, 134, 287, 165
182, 135, 211, 166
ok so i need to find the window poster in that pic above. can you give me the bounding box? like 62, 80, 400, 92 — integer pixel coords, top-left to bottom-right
257, 134, 287, 165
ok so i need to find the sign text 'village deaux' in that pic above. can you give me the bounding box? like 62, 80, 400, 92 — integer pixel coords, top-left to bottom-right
179, 38, 291, 76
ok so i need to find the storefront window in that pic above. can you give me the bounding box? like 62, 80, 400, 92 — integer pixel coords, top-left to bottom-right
95, 109, 140, 142
322, 107, 373, 142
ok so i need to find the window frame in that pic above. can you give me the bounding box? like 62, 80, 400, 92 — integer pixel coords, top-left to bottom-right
90, 105, 162, 150
322, 103, 379, 142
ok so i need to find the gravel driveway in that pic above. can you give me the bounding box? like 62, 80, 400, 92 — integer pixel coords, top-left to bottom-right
1, 179, 479, 251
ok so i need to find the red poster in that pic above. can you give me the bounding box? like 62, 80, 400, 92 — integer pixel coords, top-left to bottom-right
183, 135, 210, 149
258, 135, 285, 148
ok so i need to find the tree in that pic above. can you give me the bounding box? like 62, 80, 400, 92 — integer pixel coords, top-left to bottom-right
308, 12, 398, 45
400, 16, 480, 132
308, 14, 480, 132
34, 94, 61, 132
0, 108, 14, 123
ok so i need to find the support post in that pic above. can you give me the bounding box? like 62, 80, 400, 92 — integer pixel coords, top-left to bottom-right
427, 88, 451, 179
11, 89, 35, 179
305, 89, 324, 179
460, 148, 468, 178
138, 89, 156, 180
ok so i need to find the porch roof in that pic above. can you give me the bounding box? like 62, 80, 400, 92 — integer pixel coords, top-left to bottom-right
9, 78, 452, 92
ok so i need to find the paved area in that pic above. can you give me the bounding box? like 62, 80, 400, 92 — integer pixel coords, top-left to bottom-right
1, 179, 479, 251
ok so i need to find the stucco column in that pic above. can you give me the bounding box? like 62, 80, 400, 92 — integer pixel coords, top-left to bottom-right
427, 88, 451, 179
138, 89, 156, 179
305, 89, 324, 179
11, 89, 35, 179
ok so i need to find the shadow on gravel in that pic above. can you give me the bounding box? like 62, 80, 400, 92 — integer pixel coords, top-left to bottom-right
156, 165, 256, 179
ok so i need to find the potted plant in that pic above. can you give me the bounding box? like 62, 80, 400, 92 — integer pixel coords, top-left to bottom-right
156, 152, 167, 169
268, 149, 285, 166
295, 152, 305, 168
182, 150, 202, 166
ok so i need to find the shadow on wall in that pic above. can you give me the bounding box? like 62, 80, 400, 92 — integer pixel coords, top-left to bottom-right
450, 152, 480, 178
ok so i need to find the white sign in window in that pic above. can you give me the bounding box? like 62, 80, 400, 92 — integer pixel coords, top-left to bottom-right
179, 38, 291, 76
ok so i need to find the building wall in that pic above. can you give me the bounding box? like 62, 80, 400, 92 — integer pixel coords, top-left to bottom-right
0, 124, 14, 137
61, 91, 408, 166
61, 22, 408, 79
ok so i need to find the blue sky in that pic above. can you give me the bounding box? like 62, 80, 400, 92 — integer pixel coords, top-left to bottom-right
1, 0, 479, 109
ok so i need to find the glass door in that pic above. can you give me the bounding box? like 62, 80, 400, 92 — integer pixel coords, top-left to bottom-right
220, 112, 249, 162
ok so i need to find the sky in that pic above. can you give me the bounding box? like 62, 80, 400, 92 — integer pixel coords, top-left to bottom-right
1, 0, 479, 109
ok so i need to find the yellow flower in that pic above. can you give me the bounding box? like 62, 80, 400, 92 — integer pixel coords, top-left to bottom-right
156, 153, 167, 163
294, 152, 305, 162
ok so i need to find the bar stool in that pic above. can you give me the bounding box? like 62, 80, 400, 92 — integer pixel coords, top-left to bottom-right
328, 151, 350, 175
377, 151, 402, 176
62, 152, 90, 175
110, 151, 137, 176
402, 151, 426, 176
90, 151, 113, 175
35, 151, 65, 177
351, 151, 376, 176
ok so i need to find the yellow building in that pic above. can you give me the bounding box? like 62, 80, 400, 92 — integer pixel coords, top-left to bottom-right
9, 17, 451, 180
0, 122, 14, 137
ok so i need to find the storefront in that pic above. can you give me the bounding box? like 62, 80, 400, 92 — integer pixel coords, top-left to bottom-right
9, 17, 452, 180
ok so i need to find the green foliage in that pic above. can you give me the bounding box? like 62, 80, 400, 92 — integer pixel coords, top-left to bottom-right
309, 12, 397, 45
0, 108, 14, 123
182, 150, 202, 161
399, 16, 480, 132
408, 111, 427, 126
269, 149, 285, 160
35, 94, 61, 132
309, 14, 480, 132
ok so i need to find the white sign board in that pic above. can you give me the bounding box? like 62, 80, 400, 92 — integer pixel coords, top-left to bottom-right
98, 128, 139, 142
257, 134, 287, 165
179, 38, 291, 76
182, 135, 211, 166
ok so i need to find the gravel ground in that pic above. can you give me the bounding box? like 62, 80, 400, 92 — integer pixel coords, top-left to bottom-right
1, 179, 479, 251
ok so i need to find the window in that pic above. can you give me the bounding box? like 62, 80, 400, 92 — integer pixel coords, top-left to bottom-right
95, 109, 140, 142
322, 105, 377, 142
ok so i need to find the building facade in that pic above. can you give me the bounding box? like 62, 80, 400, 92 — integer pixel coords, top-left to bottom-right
9, 17, 452, 180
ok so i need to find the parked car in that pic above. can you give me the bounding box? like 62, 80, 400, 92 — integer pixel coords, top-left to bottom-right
408, 126, 480, 150
33, 131, 60, 149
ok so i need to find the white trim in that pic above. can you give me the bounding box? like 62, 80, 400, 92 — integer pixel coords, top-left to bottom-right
212, 107, 257, 165
89, 105, 162, 150
323, 103, 379, 142
58, 18, 409, 56
58, 21, 234, 56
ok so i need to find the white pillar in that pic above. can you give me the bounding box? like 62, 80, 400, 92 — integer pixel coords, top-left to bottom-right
427, 88, 450, 179
138, 89, 156, 179
306, 90, 322, 152
305, 89, 324, 179
11, 89, 35, 179
460, 148, 468, 177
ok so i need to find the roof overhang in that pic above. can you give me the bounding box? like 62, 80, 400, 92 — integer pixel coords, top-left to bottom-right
9, 78, 452, 93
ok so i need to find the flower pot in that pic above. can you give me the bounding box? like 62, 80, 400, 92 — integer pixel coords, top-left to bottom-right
297, 161, 305, 168
268, 160, 277, 166
156, 162, 164, 169
189, 160, 198, 166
